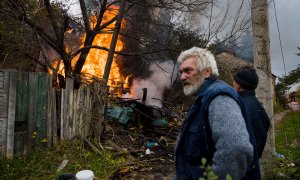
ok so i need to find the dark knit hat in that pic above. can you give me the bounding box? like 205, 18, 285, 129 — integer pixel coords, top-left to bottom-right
234, 68, 259, 90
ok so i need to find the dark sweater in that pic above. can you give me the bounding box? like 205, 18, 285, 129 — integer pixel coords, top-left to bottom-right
239, 90, 271, 158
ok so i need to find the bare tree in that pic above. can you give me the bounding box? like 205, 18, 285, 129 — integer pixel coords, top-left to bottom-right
1, 0, 251, 88
171, 0, 252, 48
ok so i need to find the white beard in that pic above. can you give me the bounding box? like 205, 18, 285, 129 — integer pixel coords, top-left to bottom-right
183, 77, 205, 96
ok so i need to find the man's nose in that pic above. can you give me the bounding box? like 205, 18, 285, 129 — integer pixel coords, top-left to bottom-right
180, 73, 187, 81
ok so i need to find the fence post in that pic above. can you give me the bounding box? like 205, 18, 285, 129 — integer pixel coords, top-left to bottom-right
7, 71, 16, 159
61, 78, 74, 140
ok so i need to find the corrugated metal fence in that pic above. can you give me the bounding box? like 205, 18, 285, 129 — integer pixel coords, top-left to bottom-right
0, 70, 92, 158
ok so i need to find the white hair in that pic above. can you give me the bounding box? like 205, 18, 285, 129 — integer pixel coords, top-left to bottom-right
177, 47, 219, 76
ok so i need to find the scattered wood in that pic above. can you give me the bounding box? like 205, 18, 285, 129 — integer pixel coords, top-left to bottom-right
57, 159, 69, 172
83, 137, 103, 156
107, 140, 124, 152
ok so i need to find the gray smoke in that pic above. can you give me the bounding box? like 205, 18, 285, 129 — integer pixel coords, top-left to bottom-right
122, 61, 177, 108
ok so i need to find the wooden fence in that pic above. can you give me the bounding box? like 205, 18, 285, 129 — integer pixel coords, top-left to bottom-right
0, 70, 92, 158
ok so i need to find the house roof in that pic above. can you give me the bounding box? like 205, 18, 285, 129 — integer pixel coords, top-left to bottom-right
215, 52, 253, 74
215, 52, 277, 82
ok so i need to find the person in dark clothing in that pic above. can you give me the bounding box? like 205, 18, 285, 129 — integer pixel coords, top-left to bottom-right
290, 91, 296, 102
175, 47, 261, 179
233, 68, 271, 158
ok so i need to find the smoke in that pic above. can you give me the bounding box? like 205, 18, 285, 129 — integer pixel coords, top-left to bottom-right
122, 61, 177, 108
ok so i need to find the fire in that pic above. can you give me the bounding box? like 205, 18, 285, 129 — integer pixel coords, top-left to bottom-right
51, 6, 129, 92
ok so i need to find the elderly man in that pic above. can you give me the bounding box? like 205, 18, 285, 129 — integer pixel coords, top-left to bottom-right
175, 47, 260, 179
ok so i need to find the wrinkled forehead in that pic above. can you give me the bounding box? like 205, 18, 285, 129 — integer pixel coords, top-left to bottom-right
179, 57, 197, 70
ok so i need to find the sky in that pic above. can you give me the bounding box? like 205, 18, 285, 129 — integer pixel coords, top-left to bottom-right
269, 0, 300, 78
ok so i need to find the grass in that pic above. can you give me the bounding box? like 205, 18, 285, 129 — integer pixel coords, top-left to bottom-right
273, 101, 284, 114
271, 110, 300, 179
0, 140, 125, 180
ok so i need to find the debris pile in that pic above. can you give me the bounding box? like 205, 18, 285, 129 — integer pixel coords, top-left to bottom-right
102, 97, 183, 179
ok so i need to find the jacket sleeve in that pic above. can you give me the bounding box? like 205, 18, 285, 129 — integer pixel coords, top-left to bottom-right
208, 95, 253, 180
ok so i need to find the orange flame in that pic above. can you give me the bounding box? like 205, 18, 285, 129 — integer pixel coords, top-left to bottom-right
51, 6, 129, 93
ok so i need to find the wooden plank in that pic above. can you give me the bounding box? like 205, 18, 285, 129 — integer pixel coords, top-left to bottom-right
81, 86, 92, 138
27, 72, 36, 150
15, 72, 29, 122
0, 71, 4, 90
0, 91, 9, 118
78, 86, 85, 137
77, 87, 83, 136
13, 131, 26, 156
37, 73, 49, 146
0, 71, 10, 118
73, 90, 79, 136
0, 71, 9, 156
47, 76, 53, 147
51, 88, 57, 145
0, 70, 10, 93
60, 88, 66, 140
86, 87, 92, 137
61, 78, 73, 140
56, 89, 61, 142
28, 72, 50, 148
0, 118, 7, 156
15, 72, 29, 154
7, 71, 17, 159
67, 79, 74, 140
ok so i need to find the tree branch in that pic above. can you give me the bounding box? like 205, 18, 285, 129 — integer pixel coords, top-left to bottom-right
70, 45, 173, 59
79, 0, 90, 32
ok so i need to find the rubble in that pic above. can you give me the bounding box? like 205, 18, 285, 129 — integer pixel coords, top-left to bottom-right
102, 97, 182, 179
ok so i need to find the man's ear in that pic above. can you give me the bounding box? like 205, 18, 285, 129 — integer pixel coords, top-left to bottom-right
237, 85, 241, 92
203, 68, 212, 78
233, 80, 241, 91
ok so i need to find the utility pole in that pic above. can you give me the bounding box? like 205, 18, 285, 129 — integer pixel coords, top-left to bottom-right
251, 0, 275, 177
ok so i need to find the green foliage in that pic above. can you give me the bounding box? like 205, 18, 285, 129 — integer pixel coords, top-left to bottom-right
0, 0, 42, 70
199, 158, 218, 180
276, 65, 300, 93
199, 158, 219, 180
198, 158, 233, 180
0, 0, 71, 72
0, 140, 125, 179
269, 110, 300, 179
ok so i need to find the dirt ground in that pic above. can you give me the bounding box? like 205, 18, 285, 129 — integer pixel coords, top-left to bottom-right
102, 118, 180, 180
273, 110, 290, 124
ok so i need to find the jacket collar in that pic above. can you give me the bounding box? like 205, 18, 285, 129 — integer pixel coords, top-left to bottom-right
239, 89, 256, 96
195, 76, 217, 98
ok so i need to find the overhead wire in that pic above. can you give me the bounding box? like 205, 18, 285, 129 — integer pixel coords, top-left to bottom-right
272, 0, 287, 77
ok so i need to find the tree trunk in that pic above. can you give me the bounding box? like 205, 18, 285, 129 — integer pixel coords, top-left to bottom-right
73, 0, 108, 89
103, 0, 127, 84
251, 0, 275, 177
